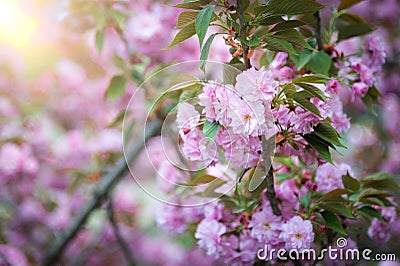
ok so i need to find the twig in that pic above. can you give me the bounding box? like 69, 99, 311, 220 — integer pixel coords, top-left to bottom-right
261, 136, 281, 216
314, 11, 323, 51
41, 119, 161, 266
266, 166, 282, 216
236, 0, 252, 69
107, 196, 136, 266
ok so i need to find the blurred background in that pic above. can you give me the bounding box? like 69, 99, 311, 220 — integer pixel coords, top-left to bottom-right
0, 0, 399, 265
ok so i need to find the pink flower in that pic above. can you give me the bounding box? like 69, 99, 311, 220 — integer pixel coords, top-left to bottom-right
327, 79, 340, 94
195, 219, 227, 258
279, 216, 314, 251
198, 81, 219, 121
362, 34, 386, 72
235, 67, 278, 102
228, 97, 266, 137
176, 102, 200, 133
367, 206, 397, 245
292, 108, 320, 135
249, 205, 283, 245
315, 162, 352, 192
351, 82, 369, 100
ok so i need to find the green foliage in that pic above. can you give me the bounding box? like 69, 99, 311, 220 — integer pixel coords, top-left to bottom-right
202, 120, 221, 141
95, 29, 104, 53
291, 91, 322, 116
342, 172, 360, 191
105, 75, 126, 100
195, 5, 216, 48
338, 0, 365, 11
163, 23, 196, 49
176, 12, 199, 28
321, 211, 347, 235
305, 51, 332, 76
290, 49, 312, 69
258, 0, 324, 16
314, 123, 346, 148
362, 85, 382, 115
200, 34, 216, 71
338, 23, 372, 41
174, 0, 213, 10
303, 134, 333, 163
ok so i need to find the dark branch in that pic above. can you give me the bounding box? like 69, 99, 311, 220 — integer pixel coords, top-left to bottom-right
107, 197, 136, 266
236, 0, 252, 69
314, 11, 323, 51
265, 166, 281, 216
41, 120, 161, 266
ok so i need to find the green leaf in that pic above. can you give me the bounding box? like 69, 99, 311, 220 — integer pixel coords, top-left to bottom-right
105, 75, 126, 100
95, 29, 104, 53
357, 188, 392, 200
319, 202, 354, 218
203, 178, 226, 198
342, 172, 360, 192
270, 20, 306, 32
174, 0, 212, 10
195, 5, 215, 48
179, 88, 201, 103
282, 83, 297, 97
176, 12, 199, 28
254, 15, 284, 26
245, 36, 260, 47
248, 167, 269, 197
264, 37, 296, 54
202, 120, 220, 141
361, 172, 399, 189
338, 0, 365, 11
362, 85, 382, 115
188, 172, 220, 185
314, 123, 346, 148
293, 74, 327, 84
322, 188, 350, 199
300, 191, 312, 207
261, 0, 324, 16
338, 23, 373, 41
339, 12, 367, 24
163, 23, 196, 49
321, 211, 347, 235
290, 49, 312, 69
292, 92, 321, 116
305, 51, 332, 76
297, 82, 326, 101
358, 206, 385, 222
223, 60, 245, 85
273, 29, 312, 49
360, 197, 394, 207
303, 134, 333, 164
200, 34, 216, 71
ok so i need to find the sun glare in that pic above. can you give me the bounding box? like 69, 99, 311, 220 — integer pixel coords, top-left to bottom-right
0, 0, 38, 49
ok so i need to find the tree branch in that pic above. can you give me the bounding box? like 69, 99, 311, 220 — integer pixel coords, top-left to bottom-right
314, 11, 323, 51
236, 0, 252, 69
107, 196, 136, 266
265, 166, 281, 216
41, 119, 161, 266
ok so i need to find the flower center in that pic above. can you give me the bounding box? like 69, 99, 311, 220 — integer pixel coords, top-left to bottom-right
295, 233, 302, 239
244, 114, 251, 121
